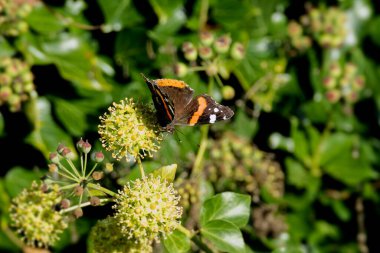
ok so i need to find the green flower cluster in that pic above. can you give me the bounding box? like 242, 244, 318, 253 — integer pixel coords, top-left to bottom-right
205, 132, 284, 202
174, 31, 245, 78
323, 61, 365, 104
89, 217, 153, 253
113, 174, 182, 245
98, 98, 163, 161
0, 57, 36, 112
0, 0, 34, 36
287, 6, 348, 52
9, 181, 68, 248
245, 59, 289, 112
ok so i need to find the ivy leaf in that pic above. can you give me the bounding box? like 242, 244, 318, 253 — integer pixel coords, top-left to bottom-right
26, 5, 65, 34
54, 98, 88, 137
25, 98, 74, 157
98, 0, 142, 32
163, 229, 191, 253
152, 164, 177, 182
200, 192, 250, 228
201, 220, 245, 253
4, 167, 41, 198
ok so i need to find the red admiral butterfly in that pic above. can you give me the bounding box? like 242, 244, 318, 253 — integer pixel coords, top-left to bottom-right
142, 74, 234, 133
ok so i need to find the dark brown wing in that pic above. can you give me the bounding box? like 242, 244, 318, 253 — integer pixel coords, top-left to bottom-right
142, 74, 175, 127
154, 78, 194, 117
173, 94, 234, 126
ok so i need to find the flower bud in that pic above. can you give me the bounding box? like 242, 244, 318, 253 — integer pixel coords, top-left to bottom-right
323, 77, 336, 89
49, 152, 60, 164
48, 163, 58, 173
61, 147, 75, 160
60, 199, 71, 209
92, 171, 104, 181
222, 85, 235, 100
173, 62, 188, 77
90, 196, 101, 206
199, 46, 213, 60
182, 42, 197, 61
214, 35, 232, 54
74, 185, 84, 196
326, 90, 341, 103
57, 144, 66, 154
230, 42, 245, 60
200, 30, 214, 45
91, 151, 104, 163
73, 208, 83, 218
82, 140, 92, 154
76, 138, 85, 151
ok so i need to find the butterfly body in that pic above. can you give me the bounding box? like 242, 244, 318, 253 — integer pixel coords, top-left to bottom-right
142, 74, 234, 132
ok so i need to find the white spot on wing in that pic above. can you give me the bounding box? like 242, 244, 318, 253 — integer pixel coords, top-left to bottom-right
214, 108, 219, 112
223, 115, 227, 120
210, 114, 217, 123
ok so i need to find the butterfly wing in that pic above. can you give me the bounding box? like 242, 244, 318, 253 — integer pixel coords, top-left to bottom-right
154, 78, 194, 117
173, 94, 234, 126
142, 75, 175, 127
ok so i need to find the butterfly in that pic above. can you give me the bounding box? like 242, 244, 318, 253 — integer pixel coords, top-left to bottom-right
141, 74, 234, 133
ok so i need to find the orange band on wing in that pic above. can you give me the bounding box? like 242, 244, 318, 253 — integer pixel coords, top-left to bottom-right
188, 97, 207, 125
156, 79, 186, 88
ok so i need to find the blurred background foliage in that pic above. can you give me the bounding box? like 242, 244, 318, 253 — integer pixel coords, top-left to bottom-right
0, 0, 380, 252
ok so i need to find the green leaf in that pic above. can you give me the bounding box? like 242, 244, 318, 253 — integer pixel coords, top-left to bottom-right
98, 0, 142, 32
4, 167, 41, 198
232, 109, 258, 139
286, 158, 310, 188
54, 98, 88, 137
25, 98, 74, 157
152, 164, 177, 182
200, 192, 250, 228
26, 5, 65, 34
163, 229, 191, 253
0, 180, 10, 212
0, 36, 15, 57
319, 133, 353, 166
201, 220, 245, 253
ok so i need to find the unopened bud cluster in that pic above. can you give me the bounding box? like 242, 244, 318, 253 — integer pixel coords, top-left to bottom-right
205, 132, 284, 202
174, 31, 245, 78
0, 57, 36, 112
175, 177, 199, 211
245, 59, 290, 112
252, 204, 288, 238
287, 5, 347, 52
0, 0, 34, 36
323, 61, 365, 104
47, 139, 106, 218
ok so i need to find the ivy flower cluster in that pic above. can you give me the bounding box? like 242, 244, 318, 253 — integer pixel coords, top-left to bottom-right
323, 61, 365, 105
9, 181, 68, 248
98, 98, 163, 161
0, 0, 35, 36
287, 5, 348, 52
0, 57, 36, 112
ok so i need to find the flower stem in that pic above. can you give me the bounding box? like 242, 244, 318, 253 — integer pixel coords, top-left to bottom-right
60, 198, 111, 214
137, 157, 145, 178
192, 235, 214, 253
191, 125, 209, 178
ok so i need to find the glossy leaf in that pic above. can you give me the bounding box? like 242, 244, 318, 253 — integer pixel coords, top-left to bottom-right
201, 220, 245, 253
98, 0, 142, 32
200, 192, 250, 228
152, 164, 177, 182
54, 98, 88, 137
26, 5, 65, 34
25, 98, 74, 157
163, 229, 191, 253
4, 167, 41, 198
